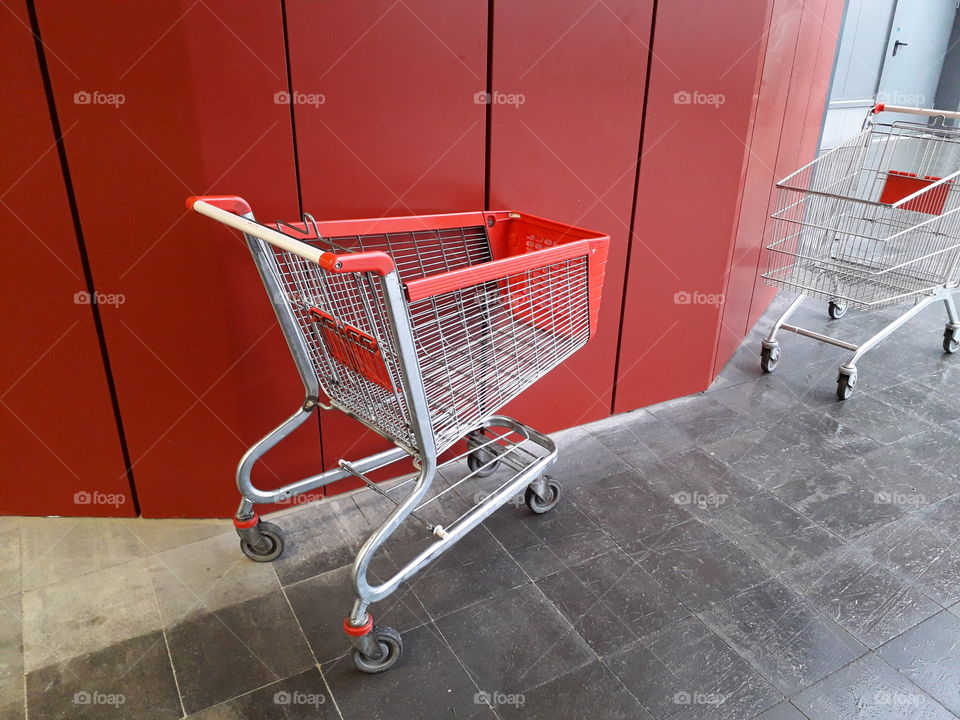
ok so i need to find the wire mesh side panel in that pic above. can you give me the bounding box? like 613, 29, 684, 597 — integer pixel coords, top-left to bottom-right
764, 121, 960, 309
264, 225, 491, 450
408, 256, 591, 453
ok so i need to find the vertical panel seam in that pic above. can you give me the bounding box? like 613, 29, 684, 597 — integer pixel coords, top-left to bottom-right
280, 0, 304, 218
483, 0, 495, 209
25, 0, 141, 514
610, 0, 658, 414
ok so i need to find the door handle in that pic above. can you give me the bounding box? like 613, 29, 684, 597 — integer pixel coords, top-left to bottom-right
893, 40, 909, 57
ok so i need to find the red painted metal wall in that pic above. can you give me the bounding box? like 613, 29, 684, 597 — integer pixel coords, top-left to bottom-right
4, 1, 841, 517
0, 0, 132, 517
32, 0, 321, 518
490, 0, 653, 432
615, 0, 775, 411
717, 0, 842, 366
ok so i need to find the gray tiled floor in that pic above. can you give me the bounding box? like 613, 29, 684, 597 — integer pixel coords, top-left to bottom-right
4, 293, 960, 719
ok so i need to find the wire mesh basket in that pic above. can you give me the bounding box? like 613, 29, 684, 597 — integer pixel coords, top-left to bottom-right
267, 211, 607, 454
764, 117, 960, 309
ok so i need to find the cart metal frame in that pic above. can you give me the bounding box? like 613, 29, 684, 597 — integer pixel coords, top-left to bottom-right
760, 104, 960, 398
188, 195, 608, 672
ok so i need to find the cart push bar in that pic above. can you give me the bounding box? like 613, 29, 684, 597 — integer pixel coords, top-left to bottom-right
872, 103, 960, 120
187, 194, 609, 672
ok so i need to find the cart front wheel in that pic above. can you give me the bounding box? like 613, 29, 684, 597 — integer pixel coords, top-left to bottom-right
836, 372, 856, 401
828, 300, 848, 319
239, 521, 285, 562
760, 345, 780, 373
466, 431, 500, 478
525, 477, 561, 515
353, 626, 403, 674
944, 326, 959, 354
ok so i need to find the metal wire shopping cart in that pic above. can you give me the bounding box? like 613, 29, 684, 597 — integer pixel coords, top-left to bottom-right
760, 103, 960, 399
188, 195, 609, 672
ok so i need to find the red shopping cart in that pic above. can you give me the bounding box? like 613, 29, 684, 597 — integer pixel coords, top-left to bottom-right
188, 195, 609, 672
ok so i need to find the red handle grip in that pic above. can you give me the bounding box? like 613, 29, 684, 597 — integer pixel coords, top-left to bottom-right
318, 251, 395, 275
186, 195, 252, 215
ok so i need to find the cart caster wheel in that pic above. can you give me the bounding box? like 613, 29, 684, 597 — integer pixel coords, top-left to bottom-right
828, 300, 848, 319
836, 372, 857, 401
760, 345, 780, 373
239, 521, 285, 562
353, 626, 403, 674
466, 431, 500, 478
944, 326, 959, 354
525, 477, 561, 515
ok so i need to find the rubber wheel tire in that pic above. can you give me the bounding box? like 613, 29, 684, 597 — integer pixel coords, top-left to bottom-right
828, 301, 848, 319
525, 477, 561, 515
353, 626, 403, 674
944, 327, 959, 354
466, 433, 500, 478
836, 372, 856, 401
239, 521, 285, 562
760, 345, 780, 373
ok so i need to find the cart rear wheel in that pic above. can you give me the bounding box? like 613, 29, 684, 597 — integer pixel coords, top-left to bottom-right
239, 521, 285, 562
836, 372, 856, 400
353, 626, 403, 674
828, 300, 848, 319
466, 431, 500, 477
760, 345, 780, 373
525, 477, 561, 514
944, 326, 959, 354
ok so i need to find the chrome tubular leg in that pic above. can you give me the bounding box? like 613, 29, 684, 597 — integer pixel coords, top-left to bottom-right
944, 291, 960, 328
235, 404, 317, 504
350, 457, 438, 606
763, 294, 805, 348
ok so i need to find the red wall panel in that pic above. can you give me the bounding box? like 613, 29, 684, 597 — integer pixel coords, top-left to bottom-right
745, 0, 843, 331
615, 0, 774, 412
285, 0, 488, 488
34, 0, 321, 517
715, 0, 806, 367
0, 0, 131, 516
489, 0, 653, 431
